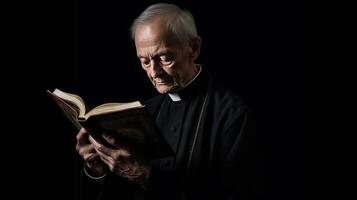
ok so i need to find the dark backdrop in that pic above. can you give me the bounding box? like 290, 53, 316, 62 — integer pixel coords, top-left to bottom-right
8, 0, 302, 199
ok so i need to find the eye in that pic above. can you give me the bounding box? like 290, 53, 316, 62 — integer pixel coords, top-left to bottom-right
159, 55, 174, 65
140, 58, 150, 68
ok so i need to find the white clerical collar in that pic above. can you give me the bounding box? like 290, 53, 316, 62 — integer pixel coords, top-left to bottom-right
168, 93, 182, 101
168, 64, 202, 102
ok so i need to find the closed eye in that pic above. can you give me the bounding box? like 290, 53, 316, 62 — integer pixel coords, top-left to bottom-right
159, 55, 174, 65
139, 58, 150, 68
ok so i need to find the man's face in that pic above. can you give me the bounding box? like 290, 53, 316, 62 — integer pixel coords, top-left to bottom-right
135, 19, 196, 94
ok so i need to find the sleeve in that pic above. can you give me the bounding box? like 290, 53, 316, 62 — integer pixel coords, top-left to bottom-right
79, 166, 106, 200
80, 166, 150, 200
218, 108, 259, 200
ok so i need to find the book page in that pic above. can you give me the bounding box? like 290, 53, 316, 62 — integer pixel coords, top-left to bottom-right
85, 101, 143, 119
52, 89, 86, 118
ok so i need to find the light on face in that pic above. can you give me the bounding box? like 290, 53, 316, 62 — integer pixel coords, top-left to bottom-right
140, 53, 175, 69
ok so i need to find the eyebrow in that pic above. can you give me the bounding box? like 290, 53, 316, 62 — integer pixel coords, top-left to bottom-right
138, 50, 172, 58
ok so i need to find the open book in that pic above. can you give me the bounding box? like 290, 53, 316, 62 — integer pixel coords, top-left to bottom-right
47, 88, 174, 160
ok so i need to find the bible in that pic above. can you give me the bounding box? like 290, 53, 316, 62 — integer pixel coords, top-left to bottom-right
47, 88, 174, 160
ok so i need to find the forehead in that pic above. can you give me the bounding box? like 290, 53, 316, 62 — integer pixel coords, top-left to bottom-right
134, 18, 180, 48
135, 19, 167, 46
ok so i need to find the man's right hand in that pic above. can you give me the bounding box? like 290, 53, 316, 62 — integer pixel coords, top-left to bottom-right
76, 127, 107, 177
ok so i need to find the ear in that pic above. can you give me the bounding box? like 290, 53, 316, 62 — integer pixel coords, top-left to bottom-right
189, 36, 201, 61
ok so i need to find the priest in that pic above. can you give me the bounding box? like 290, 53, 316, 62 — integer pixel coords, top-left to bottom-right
76, 3, 256, 200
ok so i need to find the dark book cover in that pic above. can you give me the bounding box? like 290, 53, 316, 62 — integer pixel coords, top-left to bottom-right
79, 107, 174, 160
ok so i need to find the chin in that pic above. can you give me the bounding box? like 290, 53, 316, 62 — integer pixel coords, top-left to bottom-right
156, 87, 171, 94
156, 85, 177, 94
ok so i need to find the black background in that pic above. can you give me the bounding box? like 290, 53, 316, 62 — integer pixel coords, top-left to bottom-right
6, 0, 302, 199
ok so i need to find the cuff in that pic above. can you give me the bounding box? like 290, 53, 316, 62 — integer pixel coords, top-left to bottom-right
83, 164, 107, 180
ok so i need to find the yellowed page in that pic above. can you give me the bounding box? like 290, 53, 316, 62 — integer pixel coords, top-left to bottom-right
53, 88, 86, 117
85, 101, 142, 118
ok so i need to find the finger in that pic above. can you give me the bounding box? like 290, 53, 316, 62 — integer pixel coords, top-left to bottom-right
76, 128, 91, 146
89, 136, 116, 156
92, 141, 129, 167
96, 150, 129, 174
83, 152, 99, 162
76, 127, 88, 139
95, 149, 114, 168
102, 132, 134, 152
76, 139, 93, 151
101, 133, 132, 157
77, 143, 96, 157
94, 143, 131, 159
102, 133, 122, 148
90, 136, 132, 167
97, 155, 112, 170
95, 149, 112, 163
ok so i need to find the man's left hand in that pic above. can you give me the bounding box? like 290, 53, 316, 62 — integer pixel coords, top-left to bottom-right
89, 133, 151, 186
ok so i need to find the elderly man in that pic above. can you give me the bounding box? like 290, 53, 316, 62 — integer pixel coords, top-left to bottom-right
76, 3, 255, 200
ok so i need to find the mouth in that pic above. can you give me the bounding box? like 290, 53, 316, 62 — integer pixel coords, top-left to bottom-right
153, 77, 172, 85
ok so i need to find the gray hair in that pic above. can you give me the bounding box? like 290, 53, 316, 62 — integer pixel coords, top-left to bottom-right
130, 3, 198, 44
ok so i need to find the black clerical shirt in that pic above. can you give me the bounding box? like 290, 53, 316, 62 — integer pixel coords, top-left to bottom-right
81, 66, 256, 200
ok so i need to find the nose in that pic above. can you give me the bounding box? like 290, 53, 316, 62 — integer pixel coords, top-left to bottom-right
149, 59, 161, 78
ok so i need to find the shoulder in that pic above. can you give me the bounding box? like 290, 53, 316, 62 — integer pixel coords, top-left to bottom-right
209, 78, 247, 116
201, 68, 247, 114
207, 79, 252, 139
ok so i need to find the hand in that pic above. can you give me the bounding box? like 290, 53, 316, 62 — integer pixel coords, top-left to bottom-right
76, 128, 107, 176
89, 133, 151, 185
